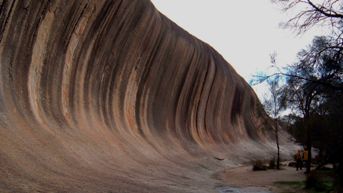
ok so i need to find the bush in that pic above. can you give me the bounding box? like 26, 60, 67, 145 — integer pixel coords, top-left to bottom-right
252, 160, 268, 171
306, 170, 334, 192
269, 158, 276, 169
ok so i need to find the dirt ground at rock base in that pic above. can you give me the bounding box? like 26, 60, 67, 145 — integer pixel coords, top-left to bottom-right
215, 163, 306, 193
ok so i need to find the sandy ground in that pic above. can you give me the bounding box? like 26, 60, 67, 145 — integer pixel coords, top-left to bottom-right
215, 163, 306, 193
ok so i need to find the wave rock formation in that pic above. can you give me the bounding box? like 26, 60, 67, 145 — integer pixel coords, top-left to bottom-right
0, 0, 293, 192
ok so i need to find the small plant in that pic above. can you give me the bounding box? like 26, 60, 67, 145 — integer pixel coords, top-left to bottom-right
269, 158, 276, 169
252, 160, 268, 171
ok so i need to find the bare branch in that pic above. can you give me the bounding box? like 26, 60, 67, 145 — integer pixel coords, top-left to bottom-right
307, 0, 343, 18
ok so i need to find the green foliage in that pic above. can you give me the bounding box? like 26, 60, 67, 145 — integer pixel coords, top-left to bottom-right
275, 175, 334, 193
274, 180, 305, 188
306, 169, 335, 192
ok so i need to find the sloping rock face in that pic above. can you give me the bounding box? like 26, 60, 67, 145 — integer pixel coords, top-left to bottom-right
0, 0, 288, 192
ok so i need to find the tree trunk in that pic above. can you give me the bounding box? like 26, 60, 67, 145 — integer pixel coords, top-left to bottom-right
304, 111, 313, 189
305, 117, 312, 174
275, 120, 280, 170
337, 142, 343, 192
337, 162, 343, 193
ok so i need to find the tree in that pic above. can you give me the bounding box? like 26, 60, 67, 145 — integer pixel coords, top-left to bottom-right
281, 35, 341, 169
254, 1, 343, 191
279, 36, 342, 189
264, 80, 283, 170
263, 54, 284, 170
251, 36, 343, 190
273, 0, 343, 33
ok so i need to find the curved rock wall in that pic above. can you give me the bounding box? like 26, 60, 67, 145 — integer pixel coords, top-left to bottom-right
0, 0, 286, 192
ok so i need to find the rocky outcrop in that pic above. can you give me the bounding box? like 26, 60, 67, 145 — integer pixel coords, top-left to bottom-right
0, 0, 292, 192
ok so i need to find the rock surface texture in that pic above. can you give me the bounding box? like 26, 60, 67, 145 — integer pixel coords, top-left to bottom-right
0, 0, 294, 192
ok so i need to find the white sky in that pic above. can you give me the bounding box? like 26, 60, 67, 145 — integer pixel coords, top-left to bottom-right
150, 0, 329, 100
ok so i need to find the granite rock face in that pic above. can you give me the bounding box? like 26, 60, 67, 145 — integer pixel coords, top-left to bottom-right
0, 0, 290, 192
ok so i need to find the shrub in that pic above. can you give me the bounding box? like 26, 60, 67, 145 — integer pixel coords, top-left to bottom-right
269, 158, 276, 169
252, 160, 268, 171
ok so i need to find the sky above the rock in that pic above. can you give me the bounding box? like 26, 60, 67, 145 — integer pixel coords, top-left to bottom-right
151, 0, 329, 100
